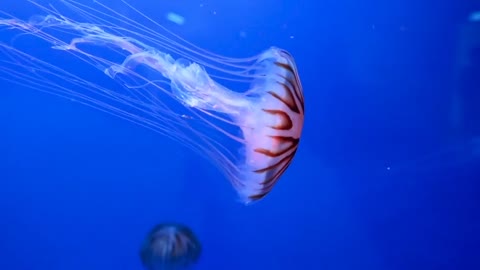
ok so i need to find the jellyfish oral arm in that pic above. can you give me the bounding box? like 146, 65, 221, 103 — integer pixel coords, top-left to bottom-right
56, 30, 249, 117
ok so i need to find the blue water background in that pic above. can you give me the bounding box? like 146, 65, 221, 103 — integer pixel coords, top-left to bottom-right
1, 0, 479, 269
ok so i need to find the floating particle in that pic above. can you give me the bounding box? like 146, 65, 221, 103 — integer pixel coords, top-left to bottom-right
469, 11, 480, 22
166, 12, 185, 25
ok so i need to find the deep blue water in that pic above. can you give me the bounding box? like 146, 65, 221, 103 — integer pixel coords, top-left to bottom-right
1, 0, 479, 269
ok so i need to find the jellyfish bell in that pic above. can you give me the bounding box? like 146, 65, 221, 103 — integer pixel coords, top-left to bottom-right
140, 223, 201, 270
0, 0, 305, 203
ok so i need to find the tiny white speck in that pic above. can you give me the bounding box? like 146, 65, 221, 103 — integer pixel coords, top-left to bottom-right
166, 12, 185, 25
470, 11, 480, 21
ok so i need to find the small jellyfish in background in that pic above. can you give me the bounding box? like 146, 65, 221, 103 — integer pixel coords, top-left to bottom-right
140, 223, 201, 270
0, 0, 305, 204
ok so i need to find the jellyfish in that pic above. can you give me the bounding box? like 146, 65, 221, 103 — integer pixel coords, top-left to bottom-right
0, 0, 305, 203
140, 223, 201, 270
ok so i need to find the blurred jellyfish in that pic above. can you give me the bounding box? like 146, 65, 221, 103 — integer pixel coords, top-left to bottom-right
386, 136, 480, 174
0, 0, 305, 204
140, 223, 201, 270
387, 26, 480, 174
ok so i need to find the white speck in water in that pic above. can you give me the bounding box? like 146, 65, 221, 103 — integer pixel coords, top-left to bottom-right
469, 11, 480, 21
166, 12, 185, 25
